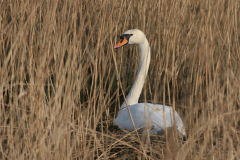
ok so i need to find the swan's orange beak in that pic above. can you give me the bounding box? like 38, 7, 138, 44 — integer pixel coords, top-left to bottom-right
113, 37, 128, 49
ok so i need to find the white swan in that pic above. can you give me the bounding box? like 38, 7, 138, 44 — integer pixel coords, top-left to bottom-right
113, 29, 186, 139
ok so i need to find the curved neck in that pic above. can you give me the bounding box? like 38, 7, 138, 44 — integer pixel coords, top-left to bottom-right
121, 39, 150, 109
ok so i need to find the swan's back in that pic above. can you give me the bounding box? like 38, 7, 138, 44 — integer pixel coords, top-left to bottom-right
113, 103, 185, 135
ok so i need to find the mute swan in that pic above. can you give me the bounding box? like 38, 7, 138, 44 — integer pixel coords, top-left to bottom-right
113, 29, 186, 139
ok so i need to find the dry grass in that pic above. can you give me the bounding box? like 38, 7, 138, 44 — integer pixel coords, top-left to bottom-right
1, 0, 240, 159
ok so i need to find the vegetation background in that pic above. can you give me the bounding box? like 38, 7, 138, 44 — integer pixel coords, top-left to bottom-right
1, 0, 240, 159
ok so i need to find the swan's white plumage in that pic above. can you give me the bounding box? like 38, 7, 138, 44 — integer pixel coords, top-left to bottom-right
113, 29, 185, 137
114, 103, 185, 135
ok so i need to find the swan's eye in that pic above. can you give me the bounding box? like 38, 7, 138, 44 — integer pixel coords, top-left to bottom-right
120, 34, 133, 41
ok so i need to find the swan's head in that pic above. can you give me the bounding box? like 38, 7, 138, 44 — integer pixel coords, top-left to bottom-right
113, 29, 146, 49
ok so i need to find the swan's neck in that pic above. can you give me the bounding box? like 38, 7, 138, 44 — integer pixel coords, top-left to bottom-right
121, 39, 150, 109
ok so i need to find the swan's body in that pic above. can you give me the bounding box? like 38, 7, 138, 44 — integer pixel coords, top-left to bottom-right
114, 103, 185, 135
113, 29, 185, 138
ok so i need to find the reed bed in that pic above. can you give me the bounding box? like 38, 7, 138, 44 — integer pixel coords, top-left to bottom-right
1, 0, 240, 159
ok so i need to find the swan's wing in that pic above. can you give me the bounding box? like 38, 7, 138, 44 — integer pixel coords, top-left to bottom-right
113, 103, 185, 135
114, 103, 165, 132
149, 103, 185, 135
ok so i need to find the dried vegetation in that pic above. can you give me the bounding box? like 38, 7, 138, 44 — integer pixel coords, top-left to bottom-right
1, 0, 240, 159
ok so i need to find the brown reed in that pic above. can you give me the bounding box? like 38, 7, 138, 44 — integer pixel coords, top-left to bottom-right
0, 0, 240, 159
